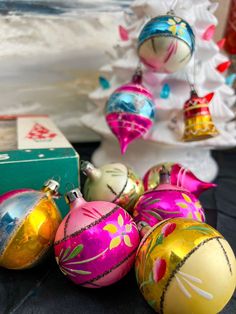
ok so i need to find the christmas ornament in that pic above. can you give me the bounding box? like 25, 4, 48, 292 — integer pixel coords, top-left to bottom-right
182, 89, 219, 142
0, 180, 62, 269
133, 168, 205, 231
82, 161, 144, 213
135, 218, 236, 314
105, 68, 155, 154
202, 24, 216, 41
138, 14, 195, 73
54, 189, 139, 287
143, 162, 216, 196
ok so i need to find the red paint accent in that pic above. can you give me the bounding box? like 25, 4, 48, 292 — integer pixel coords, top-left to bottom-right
153, 258, 167, 283
204, 92, 214, 103
119, 25, 129, 41
216, 60, 231, 73
202, 24, 216, 40
217, 38, 226, 49
161, 223, 176, 237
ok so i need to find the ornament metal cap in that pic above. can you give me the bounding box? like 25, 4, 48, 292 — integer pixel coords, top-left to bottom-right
81, 160, 95, 175
159, 167, 171, 184
81, 160, 101, 180
65, 188, 83, 204
43, 179, 60, 193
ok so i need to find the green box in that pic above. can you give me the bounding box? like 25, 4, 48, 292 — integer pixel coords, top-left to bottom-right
0, 116, 80, 217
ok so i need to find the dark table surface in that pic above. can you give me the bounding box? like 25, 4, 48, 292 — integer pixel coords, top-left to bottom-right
0, 143, 235, 314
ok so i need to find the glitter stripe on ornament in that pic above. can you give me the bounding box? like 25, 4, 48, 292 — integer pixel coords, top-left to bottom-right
159, 236, 223, 314
54, 205, 120, 245
0, 191, 43, 256
80, 247, 137, 286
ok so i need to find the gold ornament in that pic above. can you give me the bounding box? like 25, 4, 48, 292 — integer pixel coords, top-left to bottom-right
135, 218, 236, 314
0, 180, 62, 269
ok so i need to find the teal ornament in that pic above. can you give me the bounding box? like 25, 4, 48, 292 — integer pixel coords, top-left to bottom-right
160, 83, 170, 99
138, 15, 195, 73
99, 76, 110, 90
225, 74, 236, 87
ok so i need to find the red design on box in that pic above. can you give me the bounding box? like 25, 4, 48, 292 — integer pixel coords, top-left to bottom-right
26, 123, 57, 141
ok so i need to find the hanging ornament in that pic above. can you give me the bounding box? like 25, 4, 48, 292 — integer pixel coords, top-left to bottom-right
81, 161, 144, 214
0, 180, 62, 269
54, 189, 139, 287
105, 68, 156, 154
99, 76, 110, 90
143, 162, 216, 196
160, 83, 171, 99
202, 24, 216, 41
135, 218, 236, 314
137, 13, 195, 73
182, 89, 219, 142
216, 60, 231, 73
119, 25, 129, 41
217, 38, 226, 49
133, 168, 205, 232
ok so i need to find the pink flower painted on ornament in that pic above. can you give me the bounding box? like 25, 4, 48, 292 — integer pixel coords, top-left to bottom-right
176, 193, 204, 221
153, 258, 167, 283
161, 222, 176, 237
103, 214, 135, 250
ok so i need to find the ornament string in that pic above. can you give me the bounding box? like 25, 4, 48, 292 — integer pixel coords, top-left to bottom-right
167, 0, 178, 14
185, 37, 198, 94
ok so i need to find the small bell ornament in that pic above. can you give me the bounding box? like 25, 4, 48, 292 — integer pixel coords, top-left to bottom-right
133, 167, 205, 232
105, 68, 156, 154
54, 189, 139, 288
135, 218, 236, 314
138, 13, 195, 73
81, 161, 144, 214
183, 89, 219, 142
0, 180, 62, 269
143, 162, 216, 196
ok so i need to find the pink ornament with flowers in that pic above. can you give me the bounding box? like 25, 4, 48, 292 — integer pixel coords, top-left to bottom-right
54, 190, 140, 288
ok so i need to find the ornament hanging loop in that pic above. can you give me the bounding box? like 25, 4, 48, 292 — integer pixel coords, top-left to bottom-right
167, 9, 175, 15
190, 84, 198, 96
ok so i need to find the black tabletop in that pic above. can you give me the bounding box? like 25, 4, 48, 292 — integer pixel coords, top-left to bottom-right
0, 143, 235, 314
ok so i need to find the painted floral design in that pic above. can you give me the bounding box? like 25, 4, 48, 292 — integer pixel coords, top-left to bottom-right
167, 17, 187, 36
153, 258, 167, 283
56, 244, 108, 277
152, 222, 177, 246
175, 270, 213, 300
103, 214, 135, 249
162, 222, 176, 237
176, 193, 204, 221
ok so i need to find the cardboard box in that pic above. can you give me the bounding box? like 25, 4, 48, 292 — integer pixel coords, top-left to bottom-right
0, 115, 80, 217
